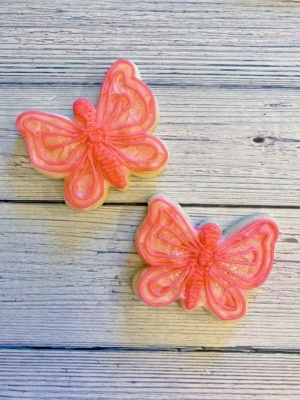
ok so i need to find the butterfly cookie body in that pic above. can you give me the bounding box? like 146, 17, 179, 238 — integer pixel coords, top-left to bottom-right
72, 98, 128, 190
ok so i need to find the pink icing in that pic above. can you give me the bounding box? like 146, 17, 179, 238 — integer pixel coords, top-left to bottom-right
16, 60, 168, 210
135, 195, 279, 320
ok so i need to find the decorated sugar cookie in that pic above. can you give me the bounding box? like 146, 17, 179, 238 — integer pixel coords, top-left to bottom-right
16, 60, 168, 210
133, 195, 279, 320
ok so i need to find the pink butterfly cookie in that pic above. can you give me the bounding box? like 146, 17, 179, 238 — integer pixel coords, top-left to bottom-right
16, 60, 168, 210
133, 195, 279, 320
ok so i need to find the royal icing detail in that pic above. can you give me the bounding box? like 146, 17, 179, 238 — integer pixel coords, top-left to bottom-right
134, 195, 279, 320
16, 60, 168, 210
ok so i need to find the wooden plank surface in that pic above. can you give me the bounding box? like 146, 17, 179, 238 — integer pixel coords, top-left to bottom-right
2, 85, 300, 206
0, 350, 299, 400
1, 0, 300, 398
2, 0, 300, 87
0, 203, 298, 349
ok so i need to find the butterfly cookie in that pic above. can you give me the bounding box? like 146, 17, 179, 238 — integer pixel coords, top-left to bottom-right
133, 195, 279, 320
16, 60, 168, 210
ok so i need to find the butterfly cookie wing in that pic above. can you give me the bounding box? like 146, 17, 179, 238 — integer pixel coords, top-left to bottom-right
205, 217, 279, 320
135, 196, 200, 306
96, 59, 157, 135
96, 60, 168, 178
16, 111, 108, 210
136, 196, 200, 266
135, 265, 193, 307
108, 134, 168, 177
16, 111, 87, 177
215, 217, 279, 289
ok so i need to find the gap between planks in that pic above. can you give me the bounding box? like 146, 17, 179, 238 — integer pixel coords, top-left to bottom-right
1, 200, 300, 210
0, 345, 300, 355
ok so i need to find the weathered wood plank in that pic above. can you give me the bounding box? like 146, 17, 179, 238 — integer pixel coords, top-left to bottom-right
0, 349, 299, 399
2, 0, 300, 87
1, 0, 299, 396
0, 203, 298, 349
2, 85, 300, 206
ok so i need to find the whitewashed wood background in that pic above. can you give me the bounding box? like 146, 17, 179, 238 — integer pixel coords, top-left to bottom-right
1, 0, 300, 398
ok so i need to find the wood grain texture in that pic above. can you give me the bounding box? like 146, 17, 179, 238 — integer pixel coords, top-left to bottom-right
1, 0, 300, 209
2, 0, 300, 87
2, 84, 300, 206
0, 203, 298, 349
0, 349, 299, 400
1, 0, 300, 397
